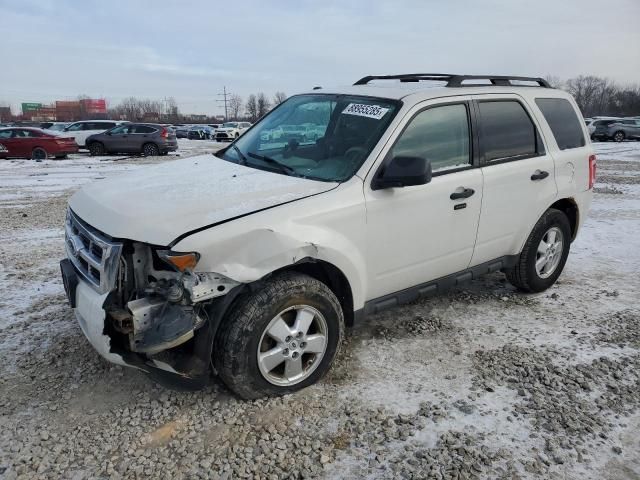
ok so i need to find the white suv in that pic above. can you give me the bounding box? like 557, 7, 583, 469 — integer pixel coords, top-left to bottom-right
60, 74, 595, 399
214, 121, 252, 141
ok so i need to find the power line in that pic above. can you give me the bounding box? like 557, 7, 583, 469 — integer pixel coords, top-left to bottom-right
216, 86, 231, 120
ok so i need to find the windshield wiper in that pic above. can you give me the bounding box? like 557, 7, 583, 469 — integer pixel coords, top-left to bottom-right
230, 144, 248, 165
247, 152, 296, 175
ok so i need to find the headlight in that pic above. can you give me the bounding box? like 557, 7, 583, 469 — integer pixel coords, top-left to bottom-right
158, 250, 200, 272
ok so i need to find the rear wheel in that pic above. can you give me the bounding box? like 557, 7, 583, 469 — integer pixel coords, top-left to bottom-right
505, 209, 571, 293
88, 142, 105, 156
613, 131, 625, 142
142, 143, 160, 157
214, 272, 344, 399
31, 147, 48, 161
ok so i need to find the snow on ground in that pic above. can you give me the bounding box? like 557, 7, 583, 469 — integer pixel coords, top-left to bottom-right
0, 140, 639, 479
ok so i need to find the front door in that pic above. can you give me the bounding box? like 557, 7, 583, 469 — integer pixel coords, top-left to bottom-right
364, 100, 483, 300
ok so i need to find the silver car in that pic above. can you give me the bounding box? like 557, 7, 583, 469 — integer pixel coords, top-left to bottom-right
86, 123, 178, 156
592, 118, 640, 142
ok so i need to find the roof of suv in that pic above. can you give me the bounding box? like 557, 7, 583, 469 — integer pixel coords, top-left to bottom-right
302, 74, 571, 103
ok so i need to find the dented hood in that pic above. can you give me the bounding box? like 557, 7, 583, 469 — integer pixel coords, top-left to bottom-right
69, 154, 337, 245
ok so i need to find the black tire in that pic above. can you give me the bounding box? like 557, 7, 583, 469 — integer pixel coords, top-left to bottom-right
505, 209, 572, 293
88, 142, 105, 156
31, 147, 48, 160
142, 143, 160, 156
613, 131, 625, 142
214, 272, 344, 400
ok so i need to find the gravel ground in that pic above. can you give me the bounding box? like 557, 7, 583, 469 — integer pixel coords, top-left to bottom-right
0, 141, 639, 479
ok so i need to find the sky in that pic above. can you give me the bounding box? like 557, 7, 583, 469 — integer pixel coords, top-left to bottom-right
1, 0, 639, 115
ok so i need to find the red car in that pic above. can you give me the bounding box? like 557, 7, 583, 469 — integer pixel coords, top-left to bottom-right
0, 127, 79, 160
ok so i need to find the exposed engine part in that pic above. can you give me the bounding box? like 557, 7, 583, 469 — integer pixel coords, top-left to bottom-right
108, 307, 133, 334
127, 297, 203, 354
182, 272, 240, 303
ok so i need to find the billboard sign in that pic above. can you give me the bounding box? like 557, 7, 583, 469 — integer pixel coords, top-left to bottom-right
80, 99, 107, 114
21, 102, 42, 113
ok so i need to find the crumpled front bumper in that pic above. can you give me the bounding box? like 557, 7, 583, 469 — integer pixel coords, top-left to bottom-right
60, 259, 216, 390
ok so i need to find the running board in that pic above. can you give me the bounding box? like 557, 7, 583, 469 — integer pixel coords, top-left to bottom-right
362, 255, 519, 316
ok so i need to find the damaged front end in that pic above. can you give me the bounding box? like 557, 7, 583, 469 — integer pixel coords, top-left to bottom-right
62, 209, 242, 389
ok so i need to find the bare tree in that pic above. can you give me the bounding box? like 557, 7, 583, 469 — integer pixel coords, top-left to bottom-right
273, 91, 287, 105
257, 92, 271, 118
165, 97, 180, 123
228, 94, 243, 120
245, 94, 258, 122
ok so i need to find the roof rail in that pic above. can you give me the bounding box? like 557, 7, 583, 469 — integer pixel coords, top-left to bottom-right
353, 74, 551, 88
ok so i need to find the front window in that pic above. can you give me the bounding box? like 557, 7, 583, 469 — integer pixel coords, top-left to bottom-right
219, 94, 400, 182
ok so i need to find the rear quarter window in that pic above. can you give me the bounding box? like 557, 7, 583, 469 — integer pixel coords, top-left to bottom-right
535, 98, 586, 150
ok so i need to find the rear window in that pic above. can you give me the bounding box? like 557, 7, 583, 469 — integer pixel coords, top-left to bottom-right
478, 101, 537, 161
535, 98, 586, 150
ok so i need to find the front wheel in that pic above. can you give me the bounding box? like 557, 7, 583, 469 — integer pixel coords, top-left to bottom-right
505, 209, 571, 293
613, 131, 625, 142
88, 142, 105, 156
214, 272, 344, 399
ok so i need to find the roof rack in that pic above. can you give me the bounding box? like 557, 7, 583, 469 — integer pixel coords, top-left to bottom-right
353, 74, 551, 88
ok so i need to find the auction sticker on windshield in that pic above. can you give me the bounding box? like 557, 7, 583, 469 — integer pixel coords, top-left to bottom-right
342, 103, 389, 120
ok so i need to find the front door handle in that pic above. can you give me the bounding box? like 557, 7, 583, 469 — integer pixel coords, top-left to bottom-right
450, 187, 475, 200
531, 170, 549, 181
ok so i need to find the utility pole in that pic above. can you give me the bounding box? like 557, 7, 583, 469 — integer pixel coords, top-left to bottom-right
216, 86, 230, 120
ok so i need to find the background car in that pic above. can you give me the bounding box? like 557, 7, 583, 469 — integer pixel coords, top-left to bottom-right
86, 123, 178, 156
175, 126, 191, 138
214, 121, 252, 141
0, 127, 78, 159
602, 118, 640, 142
63, 120, 129, 148
40, 122, 70, 131
590, 119, 621, 141
187, 125, 215, 140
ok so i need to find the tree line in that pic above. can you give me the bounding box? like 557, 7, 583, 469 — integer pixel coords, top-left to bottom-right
547, 75, 640, 117
107, 91, 288, 123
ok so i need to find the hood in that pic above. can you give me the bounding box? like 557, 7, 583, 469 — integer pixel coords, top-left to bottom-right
69, 154, 337, 245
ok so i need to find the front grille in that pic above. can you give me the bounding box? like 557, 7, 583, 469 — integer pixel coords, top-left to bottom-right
216, 132, 229, 139
65, 209, 123, 294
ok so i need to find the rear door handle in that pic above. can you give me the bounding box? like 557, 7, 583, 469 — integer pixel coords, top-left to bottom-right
450, 187, 475, 200
531, 170, 549, 181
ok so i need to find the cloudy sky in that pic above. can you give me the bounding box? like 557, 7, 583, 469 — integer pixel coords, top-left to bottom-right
1, 0, 639, 115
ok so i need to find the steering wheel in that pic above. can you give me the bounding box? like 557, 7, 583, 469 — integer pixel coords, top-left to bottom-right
344, 146, 367, 163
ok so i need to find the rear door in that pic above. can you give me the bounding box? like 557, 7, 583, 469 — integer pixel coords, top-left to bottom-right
470, 95, 557, 266
130, 125, 157, 151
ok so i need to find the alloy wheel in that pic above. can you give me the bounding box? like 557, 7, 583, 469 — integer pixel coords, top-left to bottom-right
535, 227, 564, 279
257, 305, 328, 386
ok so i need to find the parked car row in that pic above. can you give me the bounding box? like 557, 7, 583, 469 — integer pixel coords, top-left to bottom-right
585, 116, 640, 142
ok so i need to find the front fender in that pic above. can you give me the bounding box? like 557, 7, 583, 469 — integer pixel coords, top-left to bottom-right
171, 179, 368, 309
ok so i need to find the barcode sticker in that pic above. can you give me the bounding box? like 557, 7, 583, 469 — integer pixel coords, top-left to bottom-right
342, 103, 389, 120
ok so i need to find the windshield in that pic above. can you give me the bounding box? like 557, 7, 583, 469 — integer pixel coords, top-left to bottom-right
223, 122, 238, 128
219, 94, 400, 182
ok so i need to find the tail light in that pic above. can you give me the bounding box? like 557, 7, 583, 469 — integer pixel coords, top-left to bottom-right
588, 154, 596, 189
160, 128, 169, 139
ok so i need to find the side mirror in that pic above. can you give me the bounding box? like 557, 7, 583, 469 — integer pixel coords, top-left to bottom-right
372, 156, 432, 190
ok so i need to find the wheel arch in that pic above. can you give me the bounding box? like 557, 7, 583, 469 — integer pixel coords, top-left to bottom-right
549, 197, 579, 241
268, 258, 355, 326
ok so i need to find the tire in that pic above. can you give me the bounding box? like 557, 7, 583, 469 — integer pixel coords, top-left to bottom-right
613, 131, 625, 142
31, 147, 48, 161
505, 208, 572, 293
88, 142, 105, 156
142, 143, 160, 157
214, 272, 344, 399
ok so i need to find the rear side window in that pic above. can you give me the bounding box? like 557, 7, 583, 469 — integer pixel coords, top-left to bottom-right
392, 103, 471, 173
134, 125, 155, 134
478, 101, 537, 162
535, 98, 586, 150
